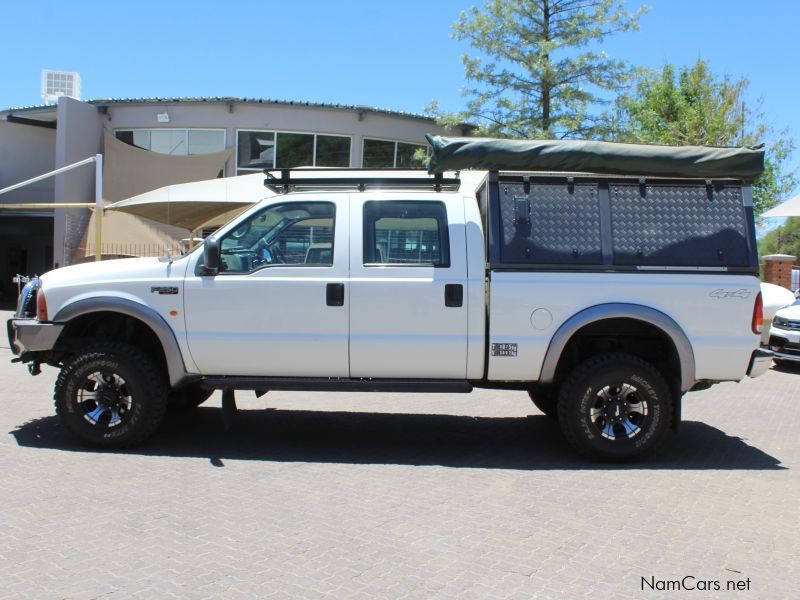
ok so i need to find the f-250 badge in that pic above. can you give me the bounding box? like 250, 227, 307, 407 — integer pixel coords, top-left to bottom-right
709, 289, 751, 299
151, 286, 179, 295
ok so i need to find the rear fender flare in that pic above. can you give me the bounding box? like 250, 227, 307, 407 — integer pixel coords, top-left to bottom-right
539, 303, 696, 392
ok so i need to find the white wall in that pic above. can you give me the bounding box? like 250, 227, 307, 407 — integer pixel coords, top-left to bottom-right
0, 120, 56, 204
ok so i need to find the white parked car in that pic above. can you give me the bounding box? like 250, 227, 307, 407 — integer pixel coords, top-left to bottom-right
759, 282, 796, 345
768, 302, 800, 363
7, 136, 771, 460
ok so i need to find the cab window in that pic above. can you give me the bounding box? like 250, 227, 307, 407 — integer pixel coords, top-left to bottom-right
363, 201, 450, 267
219, 202, 335, 273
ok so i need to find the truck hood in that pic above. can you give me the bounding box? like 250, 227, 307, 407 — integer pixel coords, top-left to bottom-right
41, 256, 186, 289
774, 302, 800, 320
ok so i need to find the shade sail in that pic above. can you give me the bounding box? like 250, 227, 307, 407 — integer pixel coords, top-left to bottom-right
106, 172, 272, 231
102, 130, 233, 203
760, 195, 800, 218
426, 135, 765, 180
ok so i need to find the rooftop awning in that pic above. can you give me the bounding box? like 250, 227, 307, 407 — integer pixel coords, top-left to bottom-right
106, 172, 272, 231
426, 135, 765, 181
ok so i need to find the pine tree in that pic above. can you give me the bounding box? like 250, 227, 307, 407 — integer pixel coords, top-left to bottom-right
436, 0, 647, 138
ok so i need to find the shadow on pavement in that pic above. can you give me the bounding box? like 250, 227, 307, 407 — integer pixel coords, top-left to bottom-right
770, 360, 800, 374
10, 407, 785, 471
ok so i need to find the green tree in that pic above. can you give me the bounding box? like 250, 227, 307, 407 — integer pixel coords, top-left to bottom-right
432, 0, 647, 139
614, 60, 796, 216
758, 218, 800, 259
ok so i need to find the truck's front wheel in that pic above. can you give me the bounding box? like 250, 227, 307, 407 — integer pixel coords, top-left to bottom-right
54, 342, 168, 448
557, 353, 672, 461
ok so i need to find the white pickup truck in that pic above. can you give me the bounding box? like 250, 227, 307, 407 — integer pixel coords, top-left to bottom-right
7, 136, 772, 460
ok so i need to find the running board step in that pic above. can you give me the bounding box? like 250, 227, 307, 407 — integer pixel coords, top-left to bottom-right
201, 377, 473, 394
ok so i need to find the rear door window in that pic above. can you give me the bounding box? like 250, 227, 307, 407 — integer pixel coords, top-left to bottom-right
363, 201, 450, 267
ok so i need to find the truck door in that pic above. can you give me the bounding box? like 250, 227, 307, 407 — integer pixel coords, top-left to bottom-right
348, 194, 469, 378
183, 196, 349, 376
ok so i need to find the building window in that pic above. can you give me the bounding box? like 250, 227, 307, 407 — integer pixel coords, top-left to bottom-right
150, 130, 187, 155
115, 129, 225, 156
362, 139, 395, 168
237, 131, 275, 171
275, 132, 314, 168
236, 131, 351, 174
189, 130, 226, 155
316, 135, 351, 167
362, 139, 429, 168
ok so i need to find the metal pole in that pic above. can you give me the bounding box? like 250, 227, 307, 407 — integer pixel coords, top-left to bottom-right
0, 202, 94, 210
0, 156, 97, 197
95, 154, 103, 262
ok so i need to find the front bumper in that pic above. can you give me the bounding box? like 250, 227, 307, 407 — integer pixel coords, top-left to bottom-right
767, 326, 800, 362
6, 318, 64, 356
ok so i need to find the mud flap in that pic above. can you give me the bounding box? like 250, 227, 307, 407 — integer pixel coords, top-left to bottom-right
672, 391, 682, 432
221, 389, 238, 430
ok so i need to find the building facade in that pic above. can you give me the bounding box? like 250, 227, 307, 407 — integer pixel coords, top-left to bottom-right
0, 97, 468, 302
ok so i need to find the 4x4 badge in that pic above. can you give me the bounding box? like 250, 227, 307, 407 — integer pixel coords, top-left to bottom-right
709, 289, 751, 299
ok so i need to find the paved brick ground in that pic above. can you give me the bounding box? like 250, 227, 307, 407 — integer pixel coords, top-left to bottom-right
1, 309, 798, 599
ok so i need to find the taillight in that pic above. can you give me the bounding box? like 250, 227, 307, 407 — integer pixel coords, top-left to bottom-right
36, 290, 48, 321
752, 292, 763, 334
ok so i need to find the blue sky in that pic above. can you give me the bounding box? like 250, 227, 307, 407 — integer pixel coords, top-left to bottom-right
2, 1, 797, 186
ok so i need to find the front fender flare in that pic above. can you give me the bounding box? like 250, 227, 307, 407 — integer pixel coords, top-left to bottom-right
53, 297, 189, 387
538, 303, 696, 392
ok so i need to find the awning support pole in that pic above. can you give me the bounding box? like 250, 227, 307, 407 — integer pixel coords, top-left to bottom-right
0, 153, 105, 261
0, 155, 97, 197
95, 154, 103, 261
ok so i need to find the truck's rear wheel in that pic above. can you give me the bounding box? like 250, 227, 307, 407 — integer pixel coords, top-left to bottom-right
557, 353, 672, 461
54, 342, 168, 448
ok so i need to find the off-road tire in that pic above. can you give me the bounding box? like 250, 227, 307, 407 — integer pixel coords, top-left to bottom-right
528, 388, 558, 420
557, 353, 672, 461
168, 382, 213, 410
54, 342, 168, 448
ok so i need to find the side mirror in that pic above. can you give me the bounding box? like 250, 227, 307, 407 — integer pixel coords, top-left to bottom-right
202, 237, 220, 275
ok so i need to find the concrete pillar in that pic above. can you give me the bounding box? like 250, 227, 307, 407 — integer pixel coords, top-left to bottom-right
54, 97, 103, 267
762, 254, 796, 290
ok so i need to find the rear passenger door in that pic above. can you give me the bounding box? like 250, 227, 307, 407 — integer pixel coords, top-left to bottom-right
348, 194, 469, 378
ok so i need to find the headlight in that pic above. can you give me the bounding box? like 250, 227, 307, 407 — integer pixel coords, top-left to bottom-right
15, 278, 41, 318
773, 316, 790, 329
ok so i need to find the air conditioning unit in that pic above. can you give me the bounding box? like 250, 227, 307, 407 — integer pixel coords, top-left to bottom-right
41, 69, 82, 105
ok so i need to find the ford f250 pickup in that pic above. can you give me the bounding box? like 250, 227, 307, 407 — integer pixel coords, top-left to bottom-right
7, 136, 772, 460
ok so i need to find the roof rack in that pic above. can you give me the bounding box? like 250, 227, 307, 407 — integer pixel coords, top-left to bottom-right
263, 168, 461, 194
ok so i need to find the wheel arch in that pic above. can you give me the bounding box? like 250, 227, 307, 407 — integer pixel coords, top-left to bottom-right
539, 303, 696, 392
53, 297, 188, 387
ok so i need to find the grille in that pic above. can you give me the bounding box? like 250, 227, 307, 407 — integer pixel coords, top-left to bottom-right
782, 320, 800, 331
